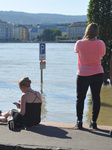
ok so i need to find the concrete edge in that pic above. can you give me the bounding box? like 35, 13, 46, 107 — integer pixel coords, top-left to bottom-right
0, 121, 112, 130
0, 143, 71, 150
40, 122, 112, 130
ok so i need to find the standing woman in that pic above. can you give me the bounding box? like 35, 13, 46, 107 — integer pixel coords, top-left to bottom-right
0, 77, 42, 129
74, 23, 106, 129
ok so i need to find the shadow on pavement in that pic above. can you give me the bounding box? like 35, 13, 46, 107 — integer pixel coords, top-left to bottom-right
14, 124, 72, 139
82, 127, 111, 138
26, 124, 72, 139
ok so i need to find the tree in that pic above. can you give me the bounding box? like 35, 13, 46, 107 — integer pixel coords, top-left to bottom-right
76, 35, 82, 40
37, 28, 62, 42
87, 0, 112, 84
55, 35, 69, 42
51, 28, 62, 41
42, 29, 53, 41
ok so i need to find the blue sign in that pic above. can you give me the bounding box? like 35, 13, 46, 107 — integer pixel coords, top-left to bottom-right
39, 42, 46, 60
40, 43, 45, 54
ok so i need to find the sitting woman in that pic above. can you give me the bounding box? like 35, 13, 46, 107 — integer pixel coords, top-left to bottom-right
0, 77, 42, 129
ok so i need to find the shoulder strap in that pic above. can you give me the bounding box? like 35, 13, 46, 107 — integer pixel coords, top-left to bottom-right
32, 95, 38, 103
27, 91, 41, 103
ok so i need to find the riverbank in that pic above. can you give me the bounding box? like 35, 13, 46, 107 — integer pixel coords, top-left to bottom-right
0, 122, 112, 150
0, 40, 76, 43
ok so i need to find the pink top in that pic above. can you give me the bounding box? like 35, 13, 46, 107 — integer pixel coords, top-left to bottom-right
74, 40, 106, 76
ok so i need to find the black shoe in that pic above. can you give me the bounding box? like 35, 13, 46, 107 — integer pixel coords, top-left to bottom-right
109, 130, 112, 137
89, 121, 97, 129
7, 116, 15, 130
75, 121, 83, 130
8, 120, 15, 130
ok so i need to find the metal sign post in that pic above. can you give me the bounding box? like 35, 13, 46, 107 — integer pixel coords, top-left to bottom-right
39, 42, 46, 93
40, 61, 46, 83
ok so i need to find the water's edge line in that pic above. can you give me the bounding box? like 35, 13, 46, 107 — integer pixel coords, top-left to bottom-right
40, 122, 112, 130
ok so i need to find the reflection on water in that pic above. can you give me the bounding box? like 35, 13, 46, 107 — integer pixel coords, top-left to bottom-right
86, 85, 112, 126
41, 93, 47, 121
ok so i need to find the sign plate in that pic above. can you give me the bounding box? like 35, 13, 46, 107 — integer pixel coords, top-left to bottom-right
40, 61, 46, 69
39, 42, 46, 60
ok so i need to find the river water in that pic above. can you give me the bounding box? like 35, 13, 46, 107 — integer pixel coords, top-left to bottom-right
0, 43, 112, 126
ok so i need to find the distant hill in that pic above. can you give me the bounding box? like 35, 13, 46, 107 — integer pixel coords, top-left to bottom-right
0, 11, 87, 25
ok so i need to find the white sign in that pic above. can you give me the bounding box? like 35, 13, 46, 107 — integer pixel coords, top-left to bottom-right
39, 42, 46, 60
40, 61, 46, 69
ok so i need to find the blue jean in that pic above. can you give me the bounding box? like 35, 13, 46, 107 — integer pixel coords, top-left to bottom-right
76, 73, 104, 122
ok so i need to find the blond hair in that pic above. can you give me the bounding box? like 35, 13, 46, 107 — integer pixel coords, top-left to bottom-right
19, 77, 31, 88
83, 23, 99, 40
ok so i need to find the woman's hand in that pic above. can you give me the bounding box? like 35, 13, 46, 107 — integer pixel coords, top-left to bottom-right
13, 102, 20, 108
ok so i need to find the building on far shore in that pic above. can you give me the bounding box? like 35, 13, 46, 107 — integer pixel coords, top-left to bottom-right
13, 25, 29, 41
0, 20, 88, 42
29, 27, 39, 41
0, 20, 13, 42
68, 22, 87, 40
57, 26, 68, 36
7, 22, 14, 42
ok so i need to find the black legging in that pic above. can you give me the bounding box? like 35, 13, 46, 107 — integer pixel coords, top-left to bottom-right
76, 73, 104, 122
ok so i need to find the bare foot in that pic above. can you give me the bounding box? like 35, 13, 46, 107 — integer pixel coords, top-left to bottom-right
0, 116, 7, 122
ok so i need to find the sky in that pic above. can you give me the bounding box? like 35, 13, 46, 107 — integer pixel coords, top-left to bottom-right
0, 0, 90, 16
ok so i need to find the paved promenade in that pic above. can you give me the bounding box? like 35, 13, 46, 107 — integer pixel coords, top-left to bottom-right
0, 122, 112, 150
